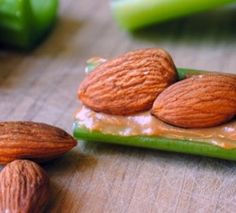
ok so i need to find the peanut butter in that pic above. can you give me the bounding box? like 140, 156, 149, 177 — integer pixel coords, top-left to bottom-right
75, 106, 236, 149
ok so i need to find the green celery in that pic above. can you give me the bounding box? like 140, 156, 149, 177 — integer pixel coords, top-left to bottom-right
0, 0, 58, 49
111, 0, 236, 30
73, 126, 236, 161
73, 68, 236, 161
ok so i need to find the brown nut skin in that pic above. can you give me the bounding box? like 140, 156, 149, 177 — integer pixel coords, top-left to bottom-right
152, 74, 236, 128
0, 160, 49, 213
78, 48, 177, 115
0, 121, 77, 165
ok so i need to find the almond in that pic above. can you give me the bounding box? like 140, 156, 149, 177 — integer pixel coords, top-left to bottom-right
0, 121, 77, 164
0, 160, 49, 213
78, 48, 177, 115
152, 74, 236, 128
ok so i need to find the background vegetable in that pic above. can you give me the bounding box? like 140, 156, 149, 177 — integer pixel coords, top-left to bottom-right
111, 0, 236, 30
0, 0, 58, 49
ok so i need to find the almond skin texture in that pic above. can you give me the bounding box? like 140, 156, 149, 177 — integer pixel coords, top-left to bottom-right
79, 48, 177, 115
0, 121, 77, 164
0, 160, 49, 213
152, 74, 236, 128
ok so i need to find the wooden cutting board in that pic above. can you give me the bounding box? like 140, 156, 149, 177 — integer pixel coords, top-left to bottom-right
0, 1, 236, 212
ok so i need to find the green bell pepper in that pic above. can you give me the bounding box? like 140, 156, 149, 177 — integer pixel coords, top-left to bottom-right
0, 0, 58, 49
73, 68, 236, 161
111, 0, 236, 30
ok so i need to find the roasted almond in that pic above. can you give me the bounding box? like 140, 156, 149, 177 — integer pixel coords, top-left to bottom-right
78, 48, 177, 115
152, 74, 236, 128
0, 121, 77, 164
0, 160, 49, 213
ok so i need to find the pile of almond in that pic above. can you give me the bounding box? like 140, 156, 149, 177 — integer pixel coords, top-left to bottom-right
79, 48, 236, 128
0, 121, 77, 212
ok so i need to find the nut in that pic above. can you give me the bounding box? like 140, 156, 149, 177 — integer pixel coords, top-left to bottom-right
152, 74, 236, 128
78, 48, 177, 115
0, 121, 77, 164
0, 160, 49, 213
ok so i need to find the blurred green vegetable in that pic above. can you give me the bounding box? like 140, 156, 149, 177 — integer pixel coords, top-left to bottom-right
0, 0, 58, 49
111, 0, 236, 30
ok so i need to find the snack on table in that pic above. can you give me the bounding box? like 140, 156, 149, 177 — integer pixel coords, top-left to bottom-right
73, 48, 236, 160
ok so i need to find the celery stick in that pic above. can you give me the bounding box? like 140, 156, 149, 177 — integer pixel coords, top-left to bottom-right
111, 0, 236, 30
74, 126, 236, 161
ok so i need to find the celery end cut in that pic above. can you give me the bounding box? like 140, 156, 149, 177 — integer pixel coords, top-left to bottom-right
111, 0, 236, 30
0, 0, 59, 50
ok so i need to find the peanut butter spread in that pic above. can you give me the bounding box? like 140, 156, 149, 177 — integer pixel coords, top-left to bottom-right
75, 106, 236, 149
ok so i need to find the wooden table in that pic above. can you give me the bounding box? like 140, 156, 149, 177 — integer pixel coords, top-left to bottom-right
1, 1, 236, 212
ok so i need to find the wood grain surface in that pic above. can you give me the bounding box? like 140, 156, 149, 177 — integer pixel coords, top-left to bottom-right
1, 1, 236, 213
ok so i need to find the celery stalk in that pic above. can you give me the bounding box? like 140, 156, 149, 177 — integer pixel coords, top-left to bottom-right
0, 0, 58, 49
111, 0, 236, 30
73, 127, 236, 161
